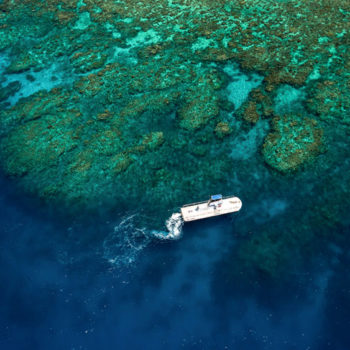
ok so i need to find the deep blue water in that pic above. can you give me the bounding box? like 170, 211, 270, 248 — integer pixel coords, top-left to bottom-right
1, 173, 350, 350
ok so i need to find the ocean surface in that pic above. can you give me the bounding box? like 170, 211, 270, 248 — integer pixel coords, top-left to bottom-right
1, 0, 350, 349
1, 174, 350, 350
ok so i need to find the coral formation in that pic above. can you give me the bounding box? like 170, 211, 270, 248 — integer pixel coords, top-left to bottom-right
262, 115, 324, 173
178, 73, 221, 130
0, 0, 349, 279
237, 101, 260, 124
306, 78, 350, 127
214, 122, 232, 139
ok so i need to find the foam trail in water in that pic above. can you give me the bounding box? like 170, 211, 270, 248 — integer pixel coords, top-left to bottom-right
103, 212, 184, 267
153, 212, 184, 240
103, 214, 152, 267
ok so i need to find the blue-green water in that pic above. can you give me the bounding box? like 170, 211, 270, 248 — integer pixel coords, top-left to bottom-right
1, 0, 350, 348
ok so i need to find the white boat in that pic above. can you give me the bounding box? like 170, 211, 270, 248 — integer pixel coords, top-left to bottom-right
180, 194, 242, 222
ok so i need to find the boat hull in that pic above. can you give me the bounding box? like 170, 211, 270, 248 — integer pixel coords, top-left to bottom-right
180, 196, 242, 222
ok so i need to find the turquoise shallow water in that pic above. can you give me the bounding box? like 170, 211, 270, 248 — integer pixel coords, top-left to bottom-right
1, 0, 350, 348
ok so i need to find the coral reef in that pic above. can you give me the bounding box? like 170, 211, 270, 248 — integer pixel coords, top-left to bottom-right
178, 72, 221, 130
306, 78, 350, 127
262, 115, 324, 173
0, 0, 349, 279
214, 122, 232, 139
237, 101, 260, 124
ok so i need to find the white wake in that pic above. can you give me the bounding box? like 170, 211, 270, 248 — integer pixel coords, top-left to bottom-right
153, 212, 184, 240
103, 212, 184, 267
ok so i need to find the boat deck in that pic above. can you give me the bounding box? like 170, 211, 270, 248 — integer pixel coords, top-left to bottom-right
180, 196, 242, 222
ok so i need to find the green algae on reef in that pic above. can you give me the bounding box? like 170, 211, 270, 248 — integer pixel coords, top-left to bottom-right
1, 0, 350, 278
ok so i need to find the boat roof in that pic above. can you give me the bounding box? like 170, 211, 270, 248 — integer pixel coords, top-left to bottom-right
211, 194, 222, 200
181, 196, 242, 221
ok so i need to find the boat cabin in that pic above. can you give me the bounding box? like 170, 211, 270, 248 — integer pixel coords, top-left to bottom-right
180, 194, 242, 222
208, 194, 223, 206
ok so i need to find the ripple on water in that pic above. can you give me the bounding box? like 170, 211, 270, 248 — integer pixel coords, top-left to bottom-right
103, 212, 183, 268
